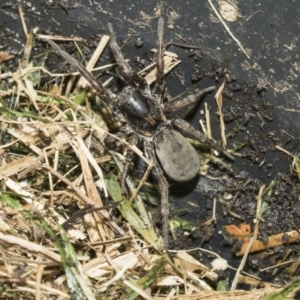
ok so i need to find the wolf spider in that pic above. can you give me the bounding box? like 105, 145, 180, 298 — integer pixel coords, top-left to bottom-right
46, 8, 232, 250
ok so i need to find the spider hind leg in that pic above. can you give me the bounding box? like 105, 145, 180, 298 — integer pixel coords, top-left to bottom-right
144, 140, 169, 251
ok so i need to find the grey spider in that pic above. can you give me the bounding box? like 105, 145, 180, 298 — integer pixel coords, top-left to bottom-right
46, 7, 231, 250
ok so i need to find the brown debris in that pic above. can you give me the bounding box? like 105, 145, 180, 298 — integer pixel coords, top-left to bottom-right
0, 51, 14, 63
236, 230, 300, 257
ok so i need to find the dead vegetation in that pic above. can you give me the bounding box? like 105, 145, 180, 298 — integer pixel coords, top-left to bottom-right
1, 6, 300, 300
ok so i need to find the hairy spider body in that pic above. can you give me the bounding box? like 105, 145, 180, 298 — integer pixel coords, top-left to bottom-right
46, 7, 227, 250
118, 86, 164, 135
118, 85, 200, 182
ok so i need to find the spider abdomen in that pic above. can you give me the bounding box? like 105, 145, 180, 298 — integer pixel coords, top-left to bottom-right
154, 127, 200, 182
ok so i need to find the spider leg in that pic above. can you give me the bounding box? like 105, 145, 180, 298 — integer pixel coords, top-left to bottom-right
153, 13, 165, 100
107, 23, 149, 92
144, 140, 169, 250
172, 117, 235, 161
163, 86, 216, 114
121, 133, 139, 193
45, 39, 116, 112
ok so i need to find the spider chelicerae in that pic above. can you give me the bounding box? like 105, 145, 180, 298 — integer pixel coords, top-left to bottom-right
46, 6, 232, 250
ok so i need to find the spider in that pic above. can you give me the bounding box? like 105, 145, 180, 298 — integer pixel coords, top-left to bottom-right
46, 7, 232, 250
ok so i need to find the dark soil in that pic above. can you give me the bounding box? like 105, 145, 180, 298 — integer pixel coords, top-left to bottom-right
1, 0, 300, 294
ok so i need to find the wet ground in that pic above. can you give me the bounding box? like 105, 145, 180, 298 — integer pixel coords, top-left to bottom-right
2, 0, 300, 290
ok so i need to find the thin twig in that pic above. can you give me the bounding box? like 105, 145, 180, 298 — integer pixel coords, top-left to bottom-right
231, 185, 265, 290
18, 6, 28, 38
212, 196, 217, 221
205, 102, 212, 139
208, 0, 250, 59
260, 259, 298, 272
231, 237, 253, 290
215, 78, 227, 148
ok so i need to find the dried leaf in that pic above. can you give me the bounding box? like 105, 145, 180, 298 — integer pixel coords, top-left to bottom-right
0, 51, 14, 63
223, 223, 251, 243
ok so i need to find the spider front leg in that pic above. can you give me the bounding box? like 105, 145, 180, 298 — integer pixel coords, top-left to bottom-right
46, 39, 117, 116
144, 140, 169, 251
153, 14, 165, 100
107, 23, 149, 92
163, 86, 216, 114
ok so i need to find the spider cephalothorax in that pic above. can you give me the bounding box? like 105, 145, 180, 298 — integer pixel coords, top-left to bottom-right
46, 5, 231, 250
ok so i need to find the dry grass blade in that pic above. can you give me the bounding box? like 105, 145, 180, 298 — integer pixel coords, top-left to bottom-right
204, 102, 212, 139
76, 35, 110, 90
0, 156, 38, 180
74, 137, 114, 244
7, 127, 43, 155
18, 5, 28, 38
35, 34, 85, 42
4, 177, 87, 240
152, 287, 284, 300
22, 280, 71, 298
0, 232, 61, 263
21, 31, 34, 68
71, 267, 96, 300
76, 137, 108, 197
